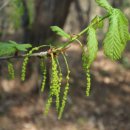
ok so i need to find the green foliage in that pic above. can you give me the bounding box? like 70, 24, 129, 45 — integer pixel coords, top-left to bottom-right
7, 61, 15, 79
118, 10, 130, 43
0, 42, 16, 57
0, 41, 32, 57
103, 9, 129, 60
9, 41, 32, 51
50, 26, 70, 39
15, 44, 32, 51
95, 0, 113, 12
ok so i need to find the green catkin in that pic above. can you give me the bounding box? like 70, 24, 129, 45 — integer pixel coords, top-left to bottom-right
82, 50, 87, 70
21, 47, 39, 81
40, 58, 47, 93
44, 54, 61, 115
58, 54, 70, 119
56, 58, 63, 87
56, 58, 63, 109
86, 66, 91, 96
7, 62, 15, 79
58, 77, 70, 119
82, 49, 91, 96
50, 54, 60, 111
44, 96, 53, 115
21, 56, 29, 81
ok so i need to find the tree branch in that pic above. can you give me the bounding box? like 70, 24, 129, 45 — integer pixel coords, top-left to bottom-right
0, 14, 110, 61
0, 51, 48, 61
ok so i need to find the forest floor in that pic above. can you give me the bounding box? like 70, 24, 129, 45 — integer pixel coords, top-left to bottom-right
0, 44, 130, 130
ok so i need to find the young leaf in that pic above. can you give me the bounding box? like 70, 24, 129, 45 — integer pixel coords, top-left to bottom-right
103, 9, 129, 60
0, 42, 16, 57
95, 0, 113, 12
85, 26, 98, 68
0, 41, 32, 57
50, 26, 70, 39
118, 10, 129, 44
9, 41, 32, 51
16, 44, 32, 51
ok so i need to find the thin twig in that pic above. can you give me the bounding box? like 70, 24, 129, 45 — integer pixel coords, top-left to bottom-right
0, 45, 70, 61
0, 51, 48, 61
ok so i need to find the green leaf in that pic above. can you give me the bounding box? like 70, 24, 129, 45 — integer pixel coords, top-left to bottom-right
103, 9, 129, 60
95, 0, 113, 12
16, 44, 32, 51
50, 26, 70, 39
9, 40, 32, 51
85, 26, 98, 67
118, 10, 129, 43
0, 42, 16, 57
8, 40, 17, 45
0, 41, 32, 57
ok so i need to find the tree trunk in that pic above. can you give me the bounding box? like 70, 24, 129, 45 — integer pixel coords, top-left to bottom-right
29, 0, 74, 45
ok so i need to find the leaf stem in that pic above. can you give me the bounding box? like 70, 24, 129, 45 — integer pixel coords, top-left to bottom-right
60, 13, 110, 49
0, 14, 110, 61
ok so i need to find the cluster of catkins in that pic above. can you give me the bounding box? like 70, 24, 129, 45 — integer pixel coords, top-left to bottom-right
21, 47, 70, 119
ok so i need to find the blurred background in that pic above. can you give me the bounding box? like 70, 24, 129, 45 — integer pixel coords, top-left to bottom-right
0, 0, 130, 130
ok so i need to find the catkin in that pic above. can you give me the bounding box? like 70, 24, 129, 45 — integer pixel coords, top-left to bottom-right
8, 62, 15, 79
21, 56, 29, 81
21, 47, 39, 81
86, 67, 91, 96
58, 75, 70, 119
58, 54, 70, 119
82, 50, 91, 96
44, 53, 61, 114
40, 58, 47, 93
44, 96, 52, 115
56, 59, 63, 111
50, 54, 60, 111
